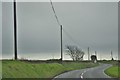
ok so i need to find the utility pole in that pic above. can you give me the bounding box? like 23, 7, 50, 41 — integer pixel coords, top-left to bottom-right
95, 51, 97, 60
111, 51, 113, 60
60, 25, 63, 61
116, 57, 117, 60
88, 47, 90, 60
52, 54, 54, 59
95, 51, 97, 56
100, 53, 101, 61
111, 51, 113, 58
14, 0, 17, 60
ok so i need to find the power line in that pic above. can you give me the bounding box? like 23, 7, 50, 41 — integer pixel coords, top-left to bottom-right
62, 28, 81, 48
50, 0, 63, 61
50, 0, 80, 47
50, 0, 83, 60
50, 0, 61, 26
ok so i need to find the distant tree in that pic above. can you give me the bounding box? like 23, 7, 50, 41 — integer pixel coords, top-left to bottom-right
111, 58, 114, 61
66, 45, 85, 61
91, 55, 97, 63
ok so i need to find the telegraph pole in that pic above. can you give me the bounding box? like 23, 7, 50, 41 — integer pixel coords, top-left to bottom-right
88, 47, 90, 60
50, 0, 63, 61
60, 25, 63, 61
111, 51, 113, 60
100, 53, 101, 60
14, 0, 17, 60
111, 51, 113, 58
95, 51, 97, 56
95, 51, 97, 60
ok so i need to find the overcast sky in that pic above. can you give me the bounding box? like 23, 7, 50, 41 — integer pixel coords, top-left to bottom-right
2, 2, 118, 60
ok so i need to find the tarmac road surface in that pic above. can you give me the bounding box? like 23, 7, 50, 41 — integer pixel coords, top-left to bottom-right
53, 63, 113, 80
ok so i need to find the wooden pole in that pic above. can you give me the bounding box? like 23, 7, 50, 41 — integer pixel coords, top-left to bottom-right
14, 0, 17, 60
88, 47, 90, 60
95, 51, 97, 56
60, 25, 63, 61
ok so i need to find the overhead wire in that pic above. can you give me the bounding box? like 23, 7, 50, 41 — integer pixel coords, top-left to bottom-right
50, 0, 61, 26
50, 0, 81, 48
63, 28, 81, 48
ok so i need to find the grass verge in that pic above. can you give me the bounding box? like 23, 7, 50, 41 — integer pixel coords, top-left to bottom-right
2, 60, 98, 78
104, 65, 120, 78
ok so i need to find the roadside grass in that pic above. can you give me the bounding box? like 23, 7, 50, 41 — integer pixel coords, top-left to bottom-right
2, 60, 98, 78
102, 60, 119, 78
104, 66, 120, 78
63, 62, 98, 70
99, 60, 119, 65
2, 60, 65, 78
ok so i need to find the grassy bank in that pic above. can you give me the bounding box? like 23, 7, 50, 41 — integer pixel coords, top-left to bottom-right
2, 60, 98, 78
104, 65, 119, 78
102, 60, 119, 78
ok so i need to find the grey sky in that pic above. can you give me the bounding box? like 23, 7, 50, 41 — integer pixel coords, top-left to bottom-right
2, 2, 118, 60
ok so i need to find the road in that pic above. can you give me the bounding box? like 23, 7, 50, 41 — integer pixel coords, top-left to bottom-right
53, 63, 112, 80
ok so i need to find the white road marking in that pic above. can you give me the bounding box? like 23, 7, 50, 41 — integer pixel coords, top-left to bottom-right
80, 75, 83, 78
80, 70, 86, 79
80, 72, 84, 78
81, 73, 84, 75
84, 71, 86, 73
80, 69, 89, 79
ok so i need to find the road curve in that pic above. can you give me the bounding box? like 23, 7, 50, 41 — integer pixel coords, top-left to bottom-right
53, 63, 112, 79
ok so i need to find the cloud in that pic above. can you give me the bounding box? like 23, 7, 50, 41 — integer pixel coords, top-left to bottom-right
2, 2, 118, 60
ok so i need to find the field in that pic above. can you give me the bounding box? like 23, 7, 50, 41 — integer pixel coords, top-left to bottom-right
2, 60, 98, 78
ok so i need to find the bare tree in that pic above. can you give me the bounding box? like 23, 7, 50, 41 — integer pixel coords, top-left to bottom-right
66, 45, 85, 61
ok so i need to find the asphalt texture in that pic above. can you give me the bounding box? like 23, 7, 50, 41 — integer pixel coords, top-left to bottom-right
53, 63, 113, 80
